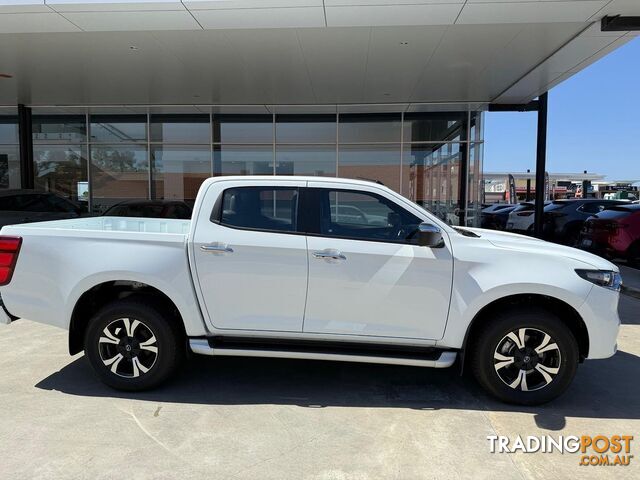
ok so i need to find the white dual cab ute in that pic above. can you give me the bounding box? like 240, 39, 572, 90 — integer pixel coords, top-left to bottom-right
0, 177, 622, 405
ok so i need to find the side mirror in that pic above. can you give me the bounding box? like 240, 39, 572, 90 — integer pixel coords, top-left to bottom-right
417, 223, 444, 248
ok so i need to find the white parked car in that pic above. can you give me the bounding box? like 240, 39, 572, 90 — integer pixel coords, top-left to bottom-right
0, 177, 621, 405
505, 201, 551, 233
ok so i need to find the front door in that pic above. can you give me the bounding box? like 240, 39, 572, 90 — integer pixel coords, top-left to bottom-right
303, 183, 454, 340
192, 181, 308, 332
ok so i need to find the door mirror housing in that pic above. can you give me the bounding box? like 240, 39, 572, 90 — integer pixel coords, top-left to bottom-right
417, 223, 444, 248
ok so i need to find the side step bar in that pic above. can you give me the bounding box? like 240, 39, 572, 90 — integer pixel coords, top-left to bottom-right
189, 338, 457, 368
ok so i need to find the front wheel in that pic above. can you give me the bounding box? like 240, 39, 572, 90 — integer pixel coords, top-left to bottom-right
470, 309, 579, 405
84, 299, 184, 391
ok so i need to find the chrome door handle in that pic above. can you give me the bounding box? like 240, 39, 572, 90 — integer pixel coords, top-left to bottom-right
313, 249, 346, 261
201, 243, 234, 254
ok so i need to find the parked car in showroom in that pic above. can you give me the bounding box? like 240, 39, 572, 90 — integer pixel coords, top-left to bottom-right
542, 199, 628, 246
480, 203, 517, 230
505, 201, 551, 234
0, 189, 85, 229
103, 200, 192, 219
579, 203, 640, 267
0, 177, 621, 405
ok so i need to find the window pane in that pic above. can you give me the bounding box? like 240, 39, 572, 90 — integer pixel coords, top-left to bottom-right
151, 146, 211, 204
220, 187, 298, 233
276, 145, 336, 176
402, 143, 461, 225
275, 114, 336, 143
213, 145, 273, 176
338, 114, 401, 143
403, 112, 466, 143
32, 115, 86, 144
466, 142, 483, 227
0, 116, 18, 144
90, 145, 148, 214
149, 114, 210, 144
319, 189, 421, 243
90, 115, 147, 143
337, 144, 400, 192
0, 145, 20, 189
34, 145, 88, 204
213, 115, 273, 143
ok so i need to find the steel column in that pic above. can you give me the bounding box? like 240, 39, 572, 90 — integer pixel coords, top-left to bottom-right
533, 92, 548, 238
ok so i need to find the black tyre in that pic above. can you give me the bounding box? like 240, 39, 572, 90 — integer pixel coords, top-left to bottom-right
84, 298, 184, 391
470, 308, 579, 405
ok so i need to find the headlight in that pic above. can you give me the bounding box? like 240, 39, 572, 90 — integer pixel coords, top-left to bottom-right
575, 269, 622, 291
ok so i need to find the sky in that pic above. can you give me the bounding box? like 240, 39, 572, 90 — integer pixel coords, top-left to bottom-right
484, 36, 640, 183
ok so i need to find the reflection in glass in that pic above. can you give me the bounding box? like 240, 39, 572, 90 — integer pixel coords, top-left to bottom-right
0, 146, 20, 189
403, 112, 466, 143
213, 145, 273, 176
338, 114, 401, 143
402, 143, 461, 225
90, 115, 147, 143
34, 145, 88, 203
32, 115, 86, 144
338, 144, 400, 192
467, 142, 483, 227
213, 115, 273, 143
150, 114, 210, 144
90, 145, 148, 213
276, 145, 336, 176
0, 116, 19, 144
275, 115, 336, 143
151, 146, 211, 204
470, 111, 483, 143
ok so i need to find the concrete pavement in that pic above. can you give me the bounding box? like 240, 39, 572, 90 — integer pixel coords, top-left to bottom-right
0, 299, 638, 480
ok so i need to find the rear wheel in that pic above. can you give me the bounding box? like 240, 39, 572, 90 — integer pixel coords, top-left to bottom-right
471, 308, 579, 405
84, 299, 184, 391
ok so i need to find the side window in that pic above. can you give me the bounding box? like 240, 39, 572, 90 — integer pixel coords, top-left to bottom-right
218, 187, 299, 233
579, 203, 604, 214
318, 189, 422, 243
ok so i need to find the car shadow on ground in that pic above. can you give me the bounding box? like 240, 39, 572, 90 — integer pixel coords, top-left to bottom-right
36, 344, 640, 430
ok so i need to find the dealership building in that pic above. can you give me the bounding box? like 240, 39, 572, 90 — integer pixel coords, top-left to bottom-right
0, 0, 638, 226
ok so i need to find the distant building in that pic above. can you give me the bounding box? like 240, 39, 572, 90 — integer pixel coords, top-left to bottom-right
484, 172, 638, 203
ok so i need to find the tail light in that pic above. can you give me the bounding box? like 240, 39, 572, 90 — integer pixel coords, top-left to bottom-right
0, 236, 22, 286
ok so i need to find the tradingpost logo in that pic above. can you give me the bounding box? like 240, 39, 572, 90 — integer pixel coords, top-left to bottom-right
487, 435, 634, 466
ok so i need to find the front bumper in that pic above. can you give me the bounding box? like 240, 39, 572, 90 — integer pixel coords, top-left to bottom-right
578, 284, 621, 359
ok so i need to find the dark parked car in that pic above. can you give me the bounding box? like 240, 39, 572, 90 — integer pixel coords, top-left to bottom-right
542, 199, 628, 246
103, 200, 192, 219
481, 203, 517, 230
0, 190, 84, 229
579, 204, 640, 267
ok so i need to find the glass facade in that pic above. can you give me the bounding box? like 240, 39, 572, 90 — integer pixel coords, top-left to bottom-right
0, 109, 20, 190
0, 107, 484, 225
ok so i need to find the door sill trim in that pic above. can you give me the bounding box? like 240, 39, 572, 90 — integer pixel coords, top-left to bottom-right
189, 338, 457, 368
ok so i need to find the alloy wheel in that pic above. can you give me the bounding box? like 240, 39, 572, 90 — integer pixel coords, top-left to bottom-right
493, 327, 561, 392
98, 318, 158, 378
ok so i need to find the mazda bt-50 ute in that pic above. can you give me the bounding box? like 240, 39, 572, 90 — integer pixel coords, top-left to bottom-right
0, 177, 621, 405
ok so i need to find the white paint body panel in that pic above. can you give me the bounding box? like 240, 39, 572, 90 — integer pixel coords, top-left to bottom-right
0, 176, 620, 361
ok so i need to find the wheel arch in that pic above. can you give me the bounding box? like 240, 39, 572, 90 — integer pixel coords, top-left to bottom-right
68, 280, 186, 355
461, 293, 590, 369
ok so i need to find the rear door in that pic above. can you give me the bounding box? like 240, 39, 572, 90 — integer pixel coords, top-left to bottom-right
302, 182, 454, 340
192, 179, 308, 332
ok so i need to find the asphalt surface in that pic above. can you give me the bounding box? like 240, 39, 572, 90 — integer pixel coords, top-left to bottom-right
0, 293, 638, 479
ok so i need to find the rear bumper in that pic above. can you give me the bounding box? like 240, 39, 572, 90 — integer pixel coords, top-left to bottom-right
0, 305, 11, 325
578, 285, 621, 359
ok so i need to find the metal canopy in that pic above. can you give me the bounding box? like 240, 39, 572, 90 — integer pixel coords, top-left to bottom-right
0, 1, 638, 106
